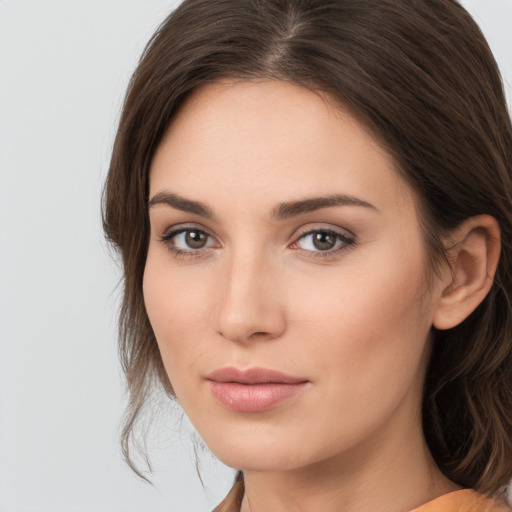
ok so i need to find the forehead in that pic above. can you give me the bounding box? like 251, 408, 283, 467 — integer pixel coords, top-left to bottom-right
149, 79, 415, 218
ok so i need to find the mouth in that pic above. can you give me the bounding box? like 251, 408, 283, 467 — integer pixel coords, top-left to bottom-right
205, 367, 309, 413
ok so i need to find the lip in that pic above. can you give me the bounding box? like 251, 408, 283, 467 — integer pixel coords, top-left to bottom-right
206, 367, 309, 413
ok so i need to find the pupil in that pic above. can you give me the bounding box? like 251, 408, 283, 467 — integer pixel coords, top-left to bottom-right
313, 232, 336, 251
185, 230, 206, 248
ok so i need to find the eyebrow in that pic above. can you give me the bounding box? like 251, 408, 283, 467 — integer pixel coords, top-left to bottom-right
148, 192, 214, 218
148, 191, 379, 219
271, 194, 379, 220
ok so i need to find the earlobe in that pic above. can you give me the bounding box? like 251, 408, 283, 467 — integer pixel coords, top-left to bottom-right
432, 215, 501, 331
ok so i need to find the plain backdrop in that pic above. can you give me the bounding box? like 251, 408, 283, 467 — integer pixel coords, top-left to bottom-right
0, 1, 511, 511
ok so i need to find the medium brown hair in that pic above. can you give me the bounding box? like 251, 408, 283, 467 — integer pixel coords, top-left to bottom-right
103, 0, 512, 497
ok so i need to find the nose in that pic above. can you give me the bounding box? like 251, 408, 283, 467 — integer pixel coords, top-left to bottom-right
214, 250, 287, 343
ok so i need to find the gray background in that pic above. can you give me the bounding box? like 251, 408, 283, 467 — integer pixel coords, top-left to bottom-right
0, 1, 511, 511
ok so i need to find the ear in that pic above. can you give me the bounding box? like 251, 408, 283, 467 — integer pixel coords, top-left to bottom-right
433, 215, 501, 330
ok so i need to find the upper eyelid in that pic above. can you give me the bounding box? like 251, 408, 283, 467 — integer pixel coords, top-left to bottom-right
292, 224, 356, 240
158, 224, 218, 247
292, 229, 354, 247
160, 223, 216, 238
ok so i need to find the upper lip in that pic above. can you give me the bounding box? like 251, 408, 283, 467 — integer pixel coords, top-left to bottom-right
206, 367, 308, 385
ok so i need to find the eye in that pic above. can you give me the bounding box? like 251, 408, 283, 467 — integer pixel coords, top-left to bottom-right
160, 227, 217, 254
293, 228, 355, 254
174, 229, 210, 249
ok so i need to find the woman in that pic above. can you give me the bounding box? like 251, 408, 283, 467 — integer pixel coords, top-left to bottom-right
103, 0, 512, 510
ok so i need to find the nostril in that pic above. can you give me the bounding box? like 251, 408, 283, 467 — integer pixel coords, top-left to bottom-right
217, 329, 269, 343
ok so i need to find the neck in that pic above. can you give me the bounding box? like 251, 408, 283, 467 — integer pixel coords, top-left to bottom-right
240, 405, 458, 512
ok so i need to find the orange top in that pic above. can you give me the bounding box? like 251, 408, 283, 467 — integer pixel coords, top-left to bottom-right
214, 482, 511, 512
412, 489, 510, 512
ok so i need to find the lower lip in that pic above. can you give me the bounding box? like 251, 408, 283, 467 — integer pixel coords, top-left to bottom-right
208, 381, 308, 412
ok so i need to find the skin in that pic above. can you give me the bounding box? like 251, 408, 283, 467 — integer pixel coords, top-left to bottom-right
144, 80, 472, 511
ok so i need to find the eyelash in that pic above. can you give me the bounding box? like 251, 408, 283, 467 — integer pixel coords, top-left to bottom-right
159, 226, 216, 259
290, 228, 356, 258
159, 225, 356, 260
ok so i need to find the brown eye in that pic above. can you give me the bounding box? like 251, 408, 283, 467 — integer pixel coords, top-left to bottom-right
312, 232, 337, 251
294, 229, 355, 254
185, 230, 208, 249
161, 228, 216, 252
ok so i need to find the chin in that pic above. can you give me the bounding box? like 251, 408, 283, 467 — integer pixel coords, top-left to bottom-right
192, 417, 349, 474
213, 445, 311, 473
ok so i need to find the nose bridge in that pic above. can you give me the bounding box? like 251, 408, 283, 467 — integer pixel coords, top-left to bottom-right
215, 244, 285, 343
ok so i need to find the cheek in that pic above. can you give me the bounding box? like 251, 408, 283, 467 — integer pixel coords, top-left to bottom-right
142, 249, 216, 387
286, 246, 432, 388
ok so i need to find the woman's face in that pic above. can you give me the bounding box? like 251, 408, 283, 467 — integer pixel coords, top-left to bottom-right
144, 80, 442, 472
